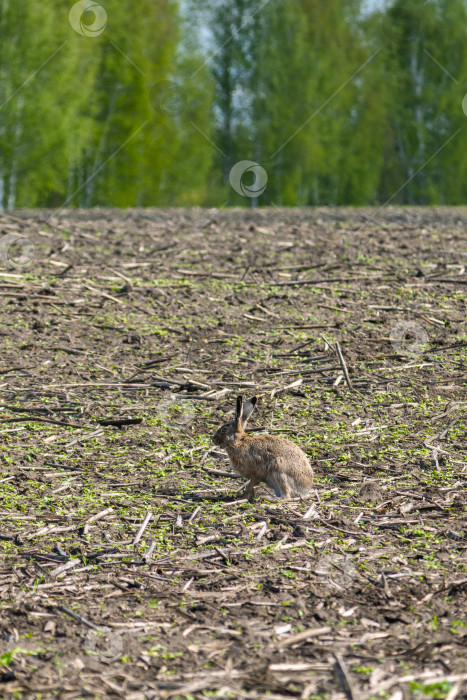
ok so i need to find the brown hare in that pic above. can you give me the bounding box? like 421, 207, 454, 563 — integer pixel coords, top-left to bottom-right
212, 396, 314, 500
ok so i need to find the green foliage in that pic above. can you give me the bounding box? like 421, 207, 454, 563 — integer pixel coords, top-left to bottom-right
0, 0, 214, 208
0, 0, 97, 207
376, 0, 467, 204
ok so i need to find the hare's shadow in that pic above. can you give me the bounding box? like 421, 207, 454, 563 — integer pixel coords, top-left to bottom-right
181, 492, 244, 503
182, 486, 282, 503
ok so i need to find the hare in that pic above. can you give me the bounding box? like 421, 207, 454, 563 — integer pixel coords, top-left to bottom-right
212, 396, 313, 500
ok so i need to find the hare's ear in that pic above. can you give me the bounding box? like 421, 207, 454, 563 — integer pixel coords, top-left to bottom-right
235, 395, 244, 429
242, 396, 257, 427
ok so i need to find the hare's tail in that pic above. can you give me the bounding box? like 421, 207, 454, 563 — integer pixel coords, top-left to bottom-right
286, 473, 313, 497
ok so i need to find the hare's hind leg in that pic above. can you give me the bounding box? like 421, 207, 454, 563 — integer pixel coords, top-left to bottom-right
267, 472, 291, 500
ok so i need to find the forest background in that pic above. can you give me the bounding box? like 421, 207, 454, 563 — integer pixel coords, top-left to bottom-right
1, 0, 467, 210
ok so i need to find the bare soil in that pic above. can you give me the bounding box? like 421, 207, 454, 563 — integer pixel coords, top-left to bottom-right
0, 207, 466, 699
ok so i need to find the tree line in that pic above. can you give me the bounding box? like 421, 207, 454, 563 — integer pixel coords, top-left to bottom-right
1, 0, 466, 209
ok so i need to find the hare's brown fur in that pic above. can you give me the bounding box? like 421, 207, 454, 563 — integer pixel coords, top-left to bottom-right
212, 396, 313, 500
